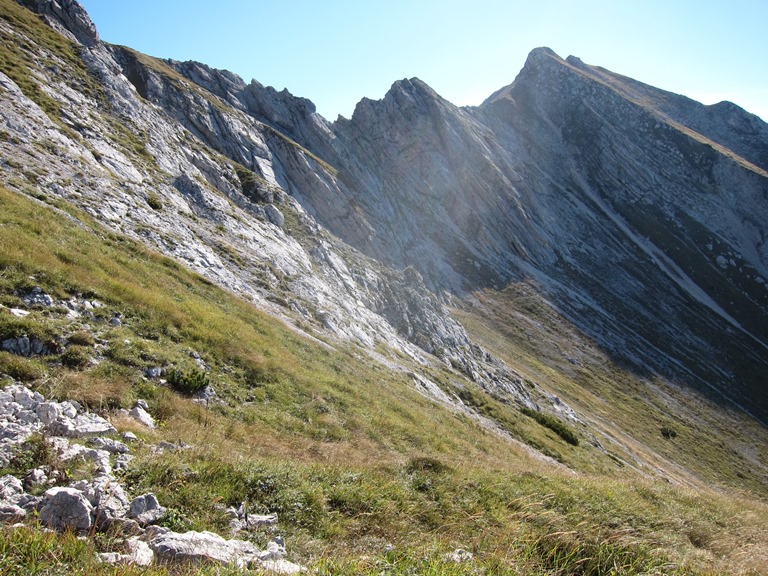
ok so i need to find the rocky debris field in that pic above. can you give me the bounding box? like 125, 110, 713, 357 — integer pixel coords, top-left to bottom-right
0, 383, 304, 573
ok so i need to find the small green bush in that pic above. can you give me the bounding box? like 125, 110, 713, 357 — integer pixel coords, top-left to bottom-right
67, 330, 95, 347
521, 407, 580, 446
146, 191, 162, 211
60, 345, 91, 369
661, 426, 678, 439
167, 368, 209, 396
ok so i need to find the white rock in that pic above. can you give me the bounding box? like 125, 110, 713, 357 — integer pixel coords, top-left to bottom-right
0, 503, 26, 522
87, 436, 130, 454
47, 413, 116, 438
260, 558, 306, 574
128, 406, 155, 429
149, 530, 258, 568
36, 402, 63, 426
125, 538, 154, 566
0, 474, 23, 500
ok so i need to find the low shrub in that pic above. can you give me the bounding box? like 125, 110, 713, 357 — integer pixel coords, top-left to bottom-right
661, 426, 678, 439
167, 368, 209, 396
520, 407, 580, 446
60, 345, 91, 369
0, 351, 45, 381
146, 191, 162, 211
67, 330, 95, 347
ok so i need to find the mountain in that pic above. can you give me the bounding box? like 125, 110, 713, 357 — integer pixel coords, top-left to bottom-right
1, 1, 768, 573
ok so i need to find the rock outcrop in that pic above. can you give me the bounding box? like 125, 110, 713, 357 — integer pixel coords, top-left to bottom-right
0, 383, 304, 572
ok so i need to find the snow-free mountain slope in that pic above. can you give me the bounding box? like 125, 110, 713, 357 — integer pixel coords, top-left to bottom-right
2, 0, 768, 500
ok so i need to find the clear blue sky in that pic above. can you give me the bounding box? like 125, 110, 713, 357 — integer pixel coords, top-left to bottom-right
78, 0, 767, 122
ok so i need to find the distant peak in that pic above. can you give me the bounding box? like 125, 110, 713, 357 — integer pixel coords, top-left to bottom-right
529, 46, 559, 58
388, 77, 436, 98
524, 47, 563, 66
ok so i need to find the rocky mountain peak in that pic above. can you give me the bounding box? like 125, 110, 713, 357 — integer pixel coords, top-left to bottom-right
18, 0, 98, 46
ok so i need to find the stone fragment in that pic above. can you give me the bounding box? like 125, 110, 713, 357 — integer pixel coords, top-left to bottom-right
23, 467, 49, 490
445, 548, 474, 563
144, 366, 162, 378
265, 204, 285, 228
260, 558, 306, 574
59, 401, 79, 419
113, 453, 134, 472
97, 552, 124, 565
257, 538, 286, 561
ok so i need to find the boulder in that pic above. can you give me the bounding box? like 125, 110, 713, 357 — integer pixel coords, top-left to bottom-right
128, 493, 166, 526
121, 431, 139, 443
149, 530, 259, 568
87, 436, 130, 454
128, 406, 155, 429
0, 503, 26, 522
9, 385, 42, 409
125, 538, 154, 566
22, 287, 54, 307
0, 474, 23, 500
38, 487, 93, 533
59, 443, 111, 475
35, 402, 63, 426
76, 475, 131, 529
47, 413, 117, 438
97, 537, 154, 566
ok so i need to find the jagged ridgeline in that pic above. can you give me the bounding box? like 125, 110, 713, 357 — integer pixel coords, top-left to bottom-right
1, 0, 768, 574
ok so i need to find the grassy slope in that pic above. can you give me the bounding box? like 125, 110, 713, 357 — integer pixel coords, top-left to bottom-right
2, 187, 768, 575
453, 284, 768, 496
